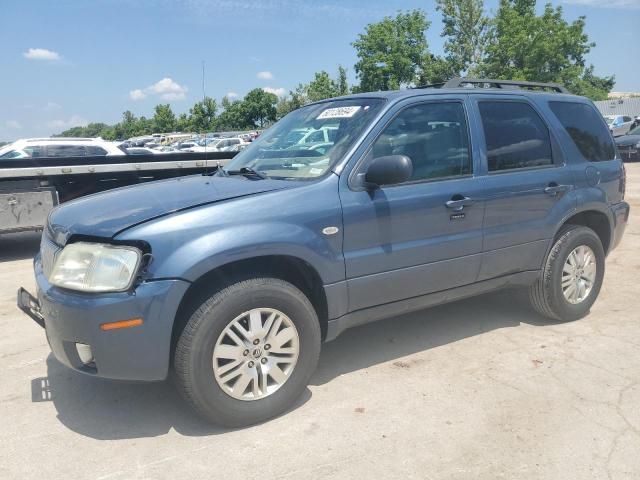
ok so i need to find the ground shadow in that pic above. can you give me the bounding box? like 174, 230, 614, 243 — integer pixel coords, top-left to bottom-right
39, 288, 556, 440
0, 231, 41, 261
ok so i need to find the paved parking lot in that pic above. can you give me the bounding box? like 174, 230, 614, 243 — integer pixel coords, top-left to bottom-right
1, 164, 639, 480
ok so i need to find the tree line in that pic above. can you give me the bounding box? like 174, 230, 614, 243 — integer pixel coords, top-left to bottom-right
56, 0, 614, 140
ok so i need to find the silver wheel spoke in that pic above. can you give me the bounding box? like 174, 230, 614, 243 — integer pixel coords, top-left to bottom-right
562, 245, 597, 305
212, 307, 300, 401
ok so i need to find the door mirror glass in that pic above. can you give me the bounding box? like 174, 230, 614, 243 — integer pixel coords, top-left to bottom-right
363, 155, 413, 187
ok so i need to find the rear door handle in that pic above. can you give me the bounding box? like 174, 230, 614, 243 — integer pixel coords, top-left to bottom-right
544, 183, 570, 196
445, 195, 474, 211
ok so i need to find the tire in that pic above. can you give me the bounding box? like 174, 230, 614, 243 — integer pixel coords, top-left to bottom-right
529, 225, 605, 321
174, 277, 321, 427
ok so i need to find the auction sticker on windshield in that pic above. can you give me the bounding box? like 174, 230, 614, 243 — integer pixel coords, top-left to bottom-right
317, 106, 361, 119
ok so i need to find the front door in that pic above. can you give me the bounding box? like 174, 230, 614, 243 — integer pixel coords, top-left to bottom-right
339, 98, 486, 311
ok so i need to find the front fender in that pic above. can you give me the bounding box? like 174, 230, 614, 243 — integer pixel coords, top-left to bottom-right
146, 221, 344, 284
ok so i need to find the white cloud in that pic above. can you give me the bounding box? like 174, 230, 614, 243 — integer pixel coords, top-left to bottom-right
226, 91, 239, 99
257, 71, 274, 80
45, 101, 61, 111
23, 48, 61, 61
129, 89, 147, 101
129, 77, 188, 101
5, 120, 22, 129
263, 87, 287, 97
47, 115, 88, 130
562, 0, 640, 8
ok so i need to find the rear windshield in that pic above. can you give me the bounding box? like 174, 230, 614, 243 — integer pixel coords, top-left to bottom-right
549, 102, 616, 162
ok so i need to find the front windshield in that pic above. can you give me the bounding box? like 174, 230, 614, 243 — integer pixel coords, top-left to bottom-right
628, 126, 640, 136
222, 98, 385, 180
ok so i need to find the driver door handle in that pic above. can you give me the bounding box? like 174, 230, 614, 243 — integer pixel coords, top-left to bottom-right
445, 195, 474, 212
544, 183, 570, 196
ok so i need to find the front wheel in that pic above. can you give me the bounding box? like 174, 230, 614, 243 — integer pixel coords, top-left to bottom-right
174, 278, 321, 427
529, 225, 605, 321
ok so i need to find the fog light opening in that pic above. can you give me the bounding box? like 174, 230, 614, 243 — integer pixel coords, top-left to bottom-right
75, 343, 94, 365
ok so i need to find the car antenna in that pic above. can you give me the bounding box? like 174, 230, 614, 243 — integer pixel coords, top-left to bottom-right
202, 60, 209, 176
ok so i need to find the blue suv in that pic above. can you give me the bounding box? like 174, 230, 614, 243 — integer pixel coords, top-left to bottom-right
18, 79, 630, 426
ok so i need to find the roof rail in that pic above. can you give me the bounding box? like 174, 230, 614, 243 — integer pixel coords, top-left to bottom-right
25, 137, 101, 142
444, 77, 570, 94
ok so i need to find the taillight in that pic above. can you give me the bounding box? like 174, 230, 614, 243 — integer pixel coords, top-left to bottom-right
620, 161, 626, 199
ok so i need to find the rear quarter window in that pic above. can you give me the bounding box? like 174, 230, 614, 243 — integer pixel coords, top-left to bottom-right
549, 102, 615, 162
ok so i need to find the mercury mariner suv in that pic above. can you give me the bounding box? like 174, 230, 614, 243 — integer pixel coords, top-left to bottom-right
18, 78, 630, 427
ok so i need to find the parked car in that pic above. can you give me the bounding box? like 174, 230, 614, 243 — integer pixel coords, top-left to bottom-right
0, 137, 124, 158
187, 138, 224, 152
604, 114, 635, 137
615, 125, 640, 162
19, 78, 629, 427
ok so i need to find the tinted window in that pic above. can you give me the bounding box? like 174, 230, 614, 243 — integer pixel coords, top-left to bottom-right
623, 116, 632, 122
46, 145, 87, 157
23, 146, 44, 158
371, 102, 471, 182
479, 102, 552, 171
549, 102, 616, 162
86, 146, 108, 155
0, 150, 25, 159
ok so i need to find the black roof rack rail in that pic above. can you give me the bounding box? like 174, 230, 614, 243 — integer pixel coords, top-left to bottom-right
443, 77, 570, 94
411, 82, 446, 90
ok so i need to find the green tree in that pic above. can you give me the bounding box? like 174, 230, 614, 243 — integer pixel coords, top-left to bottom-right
352, 10, 431, 91
216, 100, 250, 130
243, 88, 278, 128
337, 66, 349, 96
189, 96, 217, 132
481, 0, 613, 98
152, 104, 176, 132
307, 71, 340, 102
276, 84, 308, 118
175, 113, 191, 132
436, 0, 489, 76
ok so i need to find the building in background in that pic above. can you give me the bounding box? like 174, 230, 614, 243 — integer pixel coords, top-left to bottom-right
595, 97, 640, 117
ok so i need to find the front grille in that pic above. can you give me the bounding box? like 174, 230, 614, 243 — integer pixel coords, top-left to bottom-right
40, 234, 61, 279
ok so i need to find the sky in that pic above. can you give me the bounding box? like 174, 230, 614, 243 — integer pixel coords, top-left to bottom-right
1, 0, 639, 141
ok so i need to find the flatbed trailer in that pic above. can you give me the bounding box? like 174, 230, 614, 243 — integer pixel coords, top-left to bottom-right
0, 151, 235, 234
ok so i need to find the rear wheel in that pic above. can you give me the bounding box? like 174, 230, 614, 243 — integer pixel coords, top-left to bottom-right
529, 225, 605, 321
174, 278, 321, 427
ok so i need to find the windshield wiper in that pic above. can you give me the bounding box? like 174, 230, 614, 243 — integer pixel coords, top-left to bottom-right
223, 166, 267, 179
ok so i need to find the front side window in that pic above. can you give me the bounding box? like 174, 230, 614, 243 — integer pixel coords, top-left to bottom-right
369, 101, 471, 183
222, 98, 385, 180
549, 102, 616, 162
479, 101, 553, 172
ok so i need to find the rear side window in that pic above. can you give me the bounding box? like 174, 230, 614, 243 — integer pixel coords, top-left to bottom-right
46, 145, 87, 157
479, 101, 553, 172
549, 102, 615, 162
86, 146, 108, 155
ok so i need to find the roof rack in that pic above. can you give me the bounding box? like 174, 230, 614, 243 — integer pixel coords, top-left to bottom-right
443, 77, 569, 94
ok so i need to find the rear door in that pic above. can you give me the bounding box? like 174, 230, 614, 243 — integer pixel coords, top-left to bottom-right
339, 96, 486, 311
471, 95, 575, 280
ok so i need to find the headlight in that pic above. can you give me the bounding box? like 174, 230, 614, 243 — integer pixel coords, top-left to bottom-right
635, 141, 640, 148
49, 242, 142, 292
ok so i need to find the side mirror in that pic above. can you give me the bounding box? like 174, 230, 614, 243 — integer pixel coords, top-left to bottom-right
357, 155, 413, 189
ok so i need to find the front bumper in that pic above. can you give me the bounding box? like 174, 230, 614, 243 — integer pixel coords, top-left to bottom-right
19, 255, 190, 381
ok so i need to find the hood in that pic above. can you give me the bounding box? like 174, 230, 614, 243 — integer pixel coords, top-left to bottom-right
48, 174, 292, 243
615, 135, 640, 147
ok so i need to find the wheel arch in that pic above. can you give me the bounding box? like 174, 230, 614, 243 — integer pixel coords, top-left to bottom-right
170, 255, 329, 357
557, 209, 612, 254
